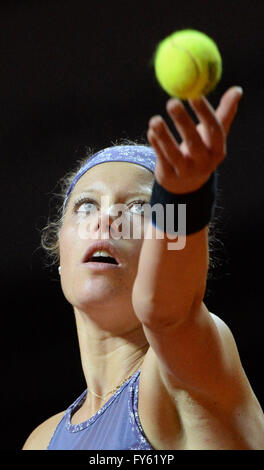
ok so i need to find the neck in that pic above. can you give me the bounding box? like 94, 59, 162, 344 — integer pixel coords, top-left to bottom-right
74, 307, 149, 403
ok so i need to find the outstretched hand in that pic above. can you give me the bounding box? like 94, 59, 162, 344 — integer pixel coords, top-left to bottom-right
147, 86, 243, 194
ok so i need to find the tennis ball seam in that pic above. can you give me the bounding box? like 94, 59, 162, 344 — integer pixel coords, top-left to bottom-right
170, 40, 200, 94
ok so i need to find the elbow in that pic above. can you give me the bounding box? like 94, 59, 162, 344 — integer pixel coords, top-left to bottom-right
132, 281, 205, 330
132, 282, 156, 325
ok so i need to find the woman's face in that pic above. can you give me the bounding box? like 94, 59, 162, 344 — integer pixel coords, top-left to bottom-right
59, 161, 154, 324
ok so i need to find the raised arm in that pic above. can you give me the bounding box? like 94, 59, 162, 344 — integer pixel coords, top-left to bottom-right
133, 86, 242, 328
131, 87, 264, 449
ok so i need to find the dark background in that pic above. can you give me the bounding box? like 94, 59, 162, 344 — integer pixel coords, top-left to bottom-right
1, 0, 263, 450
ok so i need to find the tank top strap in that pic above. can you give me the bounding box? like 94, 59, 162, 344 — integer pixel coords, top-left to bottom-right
128, 370, 153, 449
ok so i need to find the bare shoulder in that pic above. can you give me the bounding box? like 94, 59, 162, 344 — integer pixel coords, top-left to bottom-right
22, 410, 65, 450
139, 309, 264, 449
209, 311, 261, 391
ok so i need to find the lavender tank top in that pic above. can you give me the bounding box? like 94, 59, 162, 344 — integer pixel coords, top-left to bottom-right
47, 370, 154, 450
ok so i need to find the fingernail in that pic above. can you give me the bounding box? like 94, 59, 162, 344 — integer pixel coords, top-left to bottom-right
235, 86, 243, 95
167, 97, 181, 108
189, 95, 204, 105
149, 115, 163, 128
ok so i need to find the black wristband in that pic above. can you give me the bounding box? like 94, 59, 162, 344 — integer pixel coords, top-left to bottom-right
150, 172, 217, 236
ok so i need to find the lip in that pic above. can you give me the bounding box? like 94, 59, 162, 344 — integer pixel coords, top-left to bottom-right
83, 262, 121, 271
82, 240, 121, 265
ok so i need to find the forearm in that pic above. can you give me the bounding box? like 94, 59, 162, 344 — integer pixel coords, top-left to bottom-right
132, 221, 209, 328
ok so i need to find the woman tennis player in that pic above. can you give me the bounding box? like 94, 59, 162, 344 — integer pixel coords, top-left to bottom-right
23, 86, 264, 450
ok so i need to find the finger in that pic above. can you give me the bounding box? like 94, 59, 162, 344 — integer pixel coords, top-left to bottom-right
166, 98, 205, 155
147, 128, 180, 181
189, 95, 224, 152
148, 115, 184, 172
215, 86, 243, 136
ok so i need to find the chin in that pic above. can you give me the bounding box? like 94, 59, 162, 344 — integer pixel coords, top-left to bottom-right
72, 279, 121, 308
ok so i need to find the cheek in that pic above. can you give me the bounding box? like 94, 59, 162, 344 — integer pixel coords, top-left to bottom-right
126, 240, 144, 276
59, 222, 79, 266
58, 222, 82, 303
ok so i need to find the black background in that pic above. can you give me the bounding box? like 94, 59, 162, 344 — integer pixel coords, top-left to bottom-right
1, 0, 263, 450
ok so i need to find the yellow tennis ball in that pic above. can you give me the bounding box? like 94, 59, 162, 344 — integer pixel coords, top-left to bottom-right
154, 29, 222, 100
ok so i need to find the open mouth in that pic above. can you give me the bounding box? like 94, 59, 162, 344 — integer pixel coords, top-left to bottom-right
88, 256, 119, 265
83, 245, 121, 266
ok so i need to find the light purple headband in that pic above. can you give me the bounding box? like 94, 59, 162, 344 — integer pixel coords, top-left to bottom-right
63, 145, 157, 209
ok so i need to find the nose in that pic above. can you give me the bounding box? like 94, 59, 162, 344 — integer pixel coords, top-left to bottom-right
97, 203, 127, 238
75, 197, 129, 240
77, 196, 132, 240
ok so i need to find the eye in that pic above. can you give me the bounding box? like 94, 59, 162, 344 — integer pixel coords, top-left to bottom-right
128, 200, 147, 215
74, 198, 98, 214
